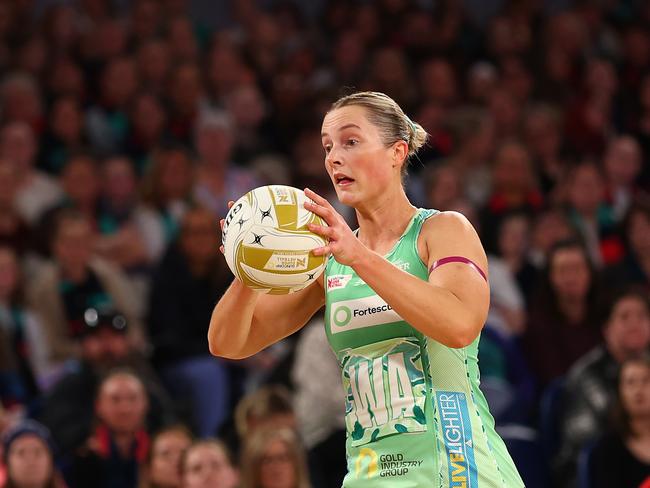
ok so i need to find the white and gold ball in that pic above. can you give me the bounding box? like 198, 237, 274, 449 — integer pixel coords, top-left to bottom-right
222, 185, 328, 294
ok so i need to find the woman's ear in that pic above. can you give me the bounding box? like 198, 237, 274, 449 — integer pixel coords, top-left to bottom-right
392, 140, 409, 168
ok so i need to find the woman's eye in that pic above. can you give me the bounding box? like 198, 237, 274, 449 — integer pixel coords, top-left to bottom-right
324, 145, 332, 154
347, 139, 358, 146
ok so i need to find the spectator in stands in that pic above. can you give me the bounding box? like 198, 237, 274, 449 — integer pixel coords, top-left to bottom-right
180, 439, 238, 488
480, 140, 543, 253
140, 424, 192, 488
564, 161, 624, 266
605, 199, 650, 291
95, 156, 165, 271
69, 370, 150, 488
0, 245, 45, 398
590, 355, 650, 487
37, 306, 173, 457
524, 239, 603, 387
85, 57, 139, 155
192, 110, 259, 218
0, 122, 63, 226
39, 96, 87, 175
555, 289, 650, 486
140, 146, 195, 245
148, 207, 232, 437
603, 135, 643, 221
0, 163, 31, 256
28, 210, 144, 372
1, 420, 65, 488
125, 93, 169, 173
240, 428, 311, 488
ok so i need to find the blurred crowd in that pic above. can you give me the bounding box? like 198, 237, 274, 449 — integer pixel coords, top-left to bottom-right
0, 0, 650, 487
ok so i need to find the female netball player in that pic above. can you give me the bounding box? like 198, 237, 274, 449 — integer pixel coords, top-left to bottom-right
208, 91, 524, 487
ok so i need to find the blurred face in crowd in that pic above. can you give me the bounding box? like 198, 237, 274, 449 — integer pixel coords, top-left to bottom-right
225, 85, 265, 130
605, 295, 650, 360
6, 434, 53, 487
18, 36, 48, 76
419, 59, 457, 105
81, 327, 130, 370
524, 107, 561, 162
61, 156, 100, 208
0, 122, 37, 172
1, 76, 43, 125
52, 217, 94, 272
195, 122, 233, 166
334, 30, 365, 78
427, 165, 460, 211
96, 19, 128, 59
137, 40, 170, 87
96, 373, 148, 434
627, 210, 650, 256
550, 246, 591, 302
531, 210, 573, 257
101, 57, 137, 107
619, 360, 650, 419
568, 163, 604, 215
259, 439, 296, 488
182, 442, 238, 488
167, 17, 198, 61
132, 93, 167, 140
492, 142, 533, 195
50, 96, 83, 143
157, 149, 192, 202
180, 209, 219, 265
0, 246, 19, 303
49, 58, 85, 99
103, 157, 137, 208
131, 0, 161, 41
604, 136, 642, 187
150, 429, 192, 488
170, 63, 202, 115
498, 214, 530, 261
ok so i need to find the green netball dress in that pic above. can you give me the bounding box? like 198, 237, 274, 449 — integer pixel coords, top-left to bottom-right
324, 209, 524, 488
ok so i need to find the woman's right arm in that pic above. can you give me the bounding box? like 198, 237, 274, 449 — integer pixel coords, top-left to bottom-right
208, 275, 325, 359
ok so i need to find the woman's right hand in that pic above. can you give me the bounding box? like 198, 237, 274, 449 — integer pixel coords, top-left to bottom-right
219, 200, 235, 254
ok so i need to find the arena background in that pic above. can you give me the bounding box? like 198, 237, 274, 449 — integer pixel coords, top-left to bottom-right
0, 0, 650, 487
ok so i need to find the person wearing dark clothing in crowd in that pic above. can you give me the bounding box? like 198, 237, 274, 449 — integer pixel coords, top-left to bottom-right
589, 355, 650, 487
68, 370, 150, 488
524, 239, 604, 387
37, 308, 174, 459
148, 207, 232, 437
554, 289, 650, 487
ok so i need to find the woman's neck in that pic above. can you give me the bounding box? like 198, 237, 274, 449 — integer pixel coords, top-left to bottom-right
355, 188, 416, 254
558, 297, 585, 324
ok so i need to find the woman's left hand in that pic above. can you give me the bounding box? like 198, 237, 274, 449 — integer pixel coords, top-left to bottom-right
304, 188, 366, 267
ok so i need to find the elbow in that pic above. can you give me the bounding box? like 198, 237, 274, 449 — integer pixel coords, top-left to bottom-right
447, 318, 483, 349
208, 335, 249, 360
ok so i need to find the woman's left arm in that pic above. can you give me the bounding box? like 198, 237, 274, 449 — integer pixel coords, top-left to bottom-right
305, 190, 489, 348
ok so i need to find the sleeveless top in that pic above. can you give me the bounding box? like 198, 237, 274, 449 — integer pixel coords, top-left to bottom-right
324, 208, 524, 487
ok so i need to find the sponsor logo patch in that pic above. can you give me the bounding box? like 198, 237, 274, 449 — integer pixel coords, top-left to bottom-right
327, 274, 353, 291
330, 296, 402, 333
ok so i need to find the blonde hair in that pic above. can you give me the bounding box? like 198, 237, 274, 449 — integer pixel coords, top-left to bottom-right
239, 428, 310, 488
330, 91, 428, 171
234, 385, 293, 438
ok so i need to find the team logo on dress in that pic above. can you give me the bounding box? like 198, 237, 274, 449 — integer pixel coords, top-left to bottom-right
327, 274, 352, 291
355, 447, 378, 478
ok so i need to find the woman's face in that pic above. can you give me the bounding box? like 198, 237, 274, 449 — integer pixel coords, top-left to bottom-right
150, 431, 192, 487
259, 440, 296, 488
321, 105, 402, 208
620, 362, 650, 418
7, 435, 53, 487
183, 444, 237, 488
549, 247, 591, 301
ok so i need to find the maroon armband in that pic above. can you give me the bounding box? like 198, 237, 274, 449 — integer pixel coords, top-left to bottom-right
428, 256, 487, 282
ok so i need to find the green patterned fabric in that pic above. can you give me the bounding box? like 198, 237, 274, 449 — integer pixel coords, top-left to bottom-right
324, 209, 524, 487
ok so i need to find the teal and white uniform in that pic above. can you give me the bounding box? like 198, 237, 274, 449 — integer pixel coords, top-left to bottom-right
324, 209, 524, 487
